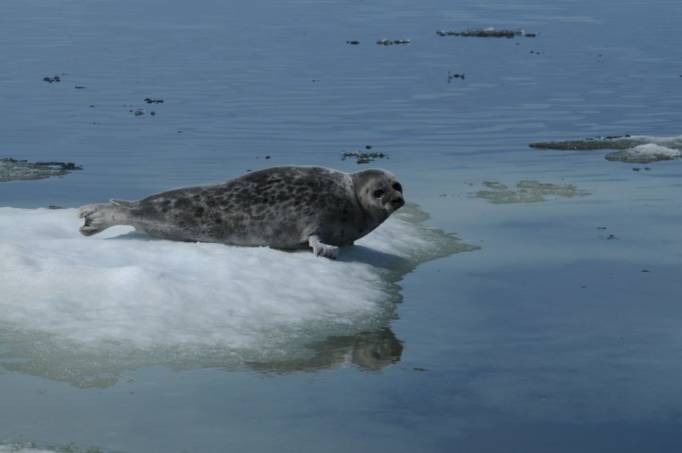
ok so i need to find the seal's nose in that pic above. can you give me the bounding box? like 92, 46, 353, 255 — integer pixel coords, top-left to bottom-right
391, 196, 404, 208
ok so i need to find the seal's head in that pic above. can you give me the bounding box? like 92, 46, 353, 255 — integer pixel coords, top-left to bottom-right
352, 169, 405, 228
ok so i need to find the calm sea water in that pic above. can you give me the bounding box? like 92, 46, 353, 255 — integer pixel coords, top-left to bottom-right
2, 0, 682, 451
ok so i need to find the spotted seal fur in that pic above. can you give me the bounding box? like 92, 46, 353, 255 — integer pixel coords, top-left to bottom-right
79, 166, 404, 259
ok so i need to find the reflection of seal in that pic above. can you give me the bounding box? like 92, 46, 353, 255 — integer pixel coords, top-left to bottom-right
248, 328, 404, 373
79, 166, 404, 259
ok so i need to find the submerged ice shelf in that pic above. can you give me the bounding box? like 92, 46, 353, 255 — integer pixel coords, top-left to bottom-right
0, 205, 477, 387
474, 180, 588, 204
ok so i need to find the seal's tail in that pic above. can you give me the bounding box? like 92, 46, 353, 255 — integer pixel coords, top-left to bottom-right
79, 201, 131, 236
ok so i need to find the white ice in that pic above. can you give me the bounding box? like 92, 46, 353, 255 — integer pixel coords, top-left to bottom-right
624, 143, 682, 159
0, 206, 464, 363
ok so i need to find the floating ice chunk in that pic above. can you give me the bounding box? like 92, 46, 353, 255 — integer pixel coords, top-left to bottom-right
0, 446, 58, 453
605, 144, 682, 163
0, 158, 82, 182
529, 135, 682, 152
529, 134, 682, 164
0, 205, 476, 386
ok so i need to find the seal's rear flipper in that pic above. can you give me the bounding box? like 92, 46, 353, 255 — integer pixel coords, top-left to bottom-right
79, 203, 127, 236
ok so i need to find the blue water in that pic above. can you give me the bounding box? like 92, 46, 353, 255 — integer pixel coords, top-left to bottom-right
2, 0, 682, 451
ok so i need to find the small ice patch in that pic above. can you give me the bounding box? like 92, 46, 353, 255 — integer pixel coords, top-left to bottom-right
530, 134, 682, 164
0, 158, 82, 182
0, 205, 476, 386
530, 135, 682, 150
605, 144, 682, 163
0, 447, 58, 453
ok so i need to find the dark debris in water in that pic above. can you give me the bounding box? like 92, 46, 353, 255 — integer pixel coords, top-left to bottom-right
42, 75, 62, 83
436, 29, 536, 38
342, 148, 388, 164
376, 39, 411, 46
448, 71, 465, 81
1, 158, 83, 182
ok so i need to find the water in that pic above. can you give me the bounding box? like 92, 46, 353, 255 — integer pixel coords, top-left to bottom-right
2, 0, 682, 451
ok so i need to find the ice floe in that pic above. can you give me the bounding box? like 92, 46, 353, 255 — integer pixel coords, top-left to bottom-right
0, 204, 476, 386
529, 135, 682, 163
605, 143, 682, 163
0, 158, 82, 182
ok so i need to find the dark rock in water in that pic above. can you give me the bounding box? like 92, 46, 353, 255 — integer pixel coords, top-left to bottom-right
436, 28, 536, 38
0, 158, 83, 182
342, 150, 387, 164
346, 40, 360, 45
42, 75, 62, 83
376, 38, 411, 46
144, 97, 164, 104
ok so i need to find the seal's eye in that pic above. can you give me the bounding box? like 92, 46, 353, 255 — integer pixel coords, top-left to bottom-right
373, 189, 385, 198
392, 182, 402, 192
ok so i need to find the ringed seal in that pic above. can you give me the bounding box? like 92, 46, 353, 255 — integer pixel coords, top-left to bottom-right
79, 166, 405, 259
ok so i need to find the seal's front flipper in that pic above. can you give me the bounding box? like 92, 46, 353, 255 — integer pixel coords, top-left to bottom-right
308, 235, 339, 260
79, 202, 129, 236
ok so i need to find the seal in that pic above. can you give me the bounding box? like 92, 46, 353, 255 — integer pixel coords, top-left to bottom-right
79, 166, 405, 259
